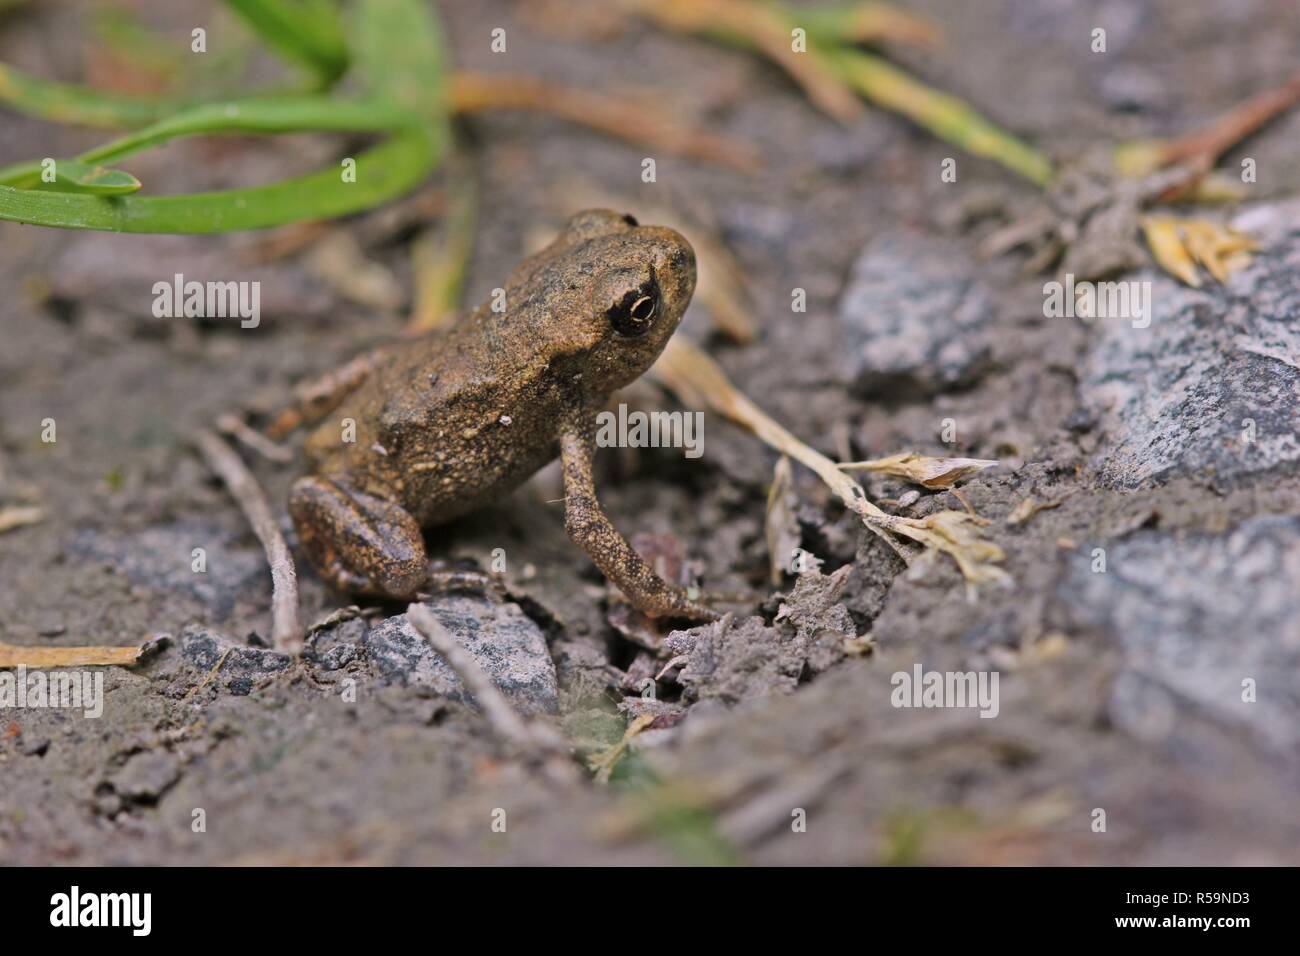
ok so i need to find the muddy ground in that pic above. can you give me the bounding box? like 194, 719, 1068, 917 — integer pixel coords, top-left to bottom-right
2, 0, 1299, 865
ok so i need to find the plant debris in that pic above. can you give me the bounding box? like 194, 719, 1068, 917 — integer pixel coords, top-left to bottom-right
652, 338, 1010, 594
839, 452, 998, 489
1005, 496, 1061, 527
0, 637, 161, 669
1141, 216, 1258, 288
0, 504, 45, 534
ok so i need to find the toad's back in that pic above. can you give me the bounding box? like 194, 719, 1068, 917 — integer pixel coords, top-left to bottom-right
302, 315, 578, 526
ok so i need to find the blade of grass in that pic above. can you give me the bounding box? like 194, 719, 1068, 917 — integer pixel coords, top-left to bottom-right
0, 124, 439, 232
0, 95, 418, 188
409, 162, 478, 332
826, 47, 1054, 186
799, 1, 944, 48
0, 61, 179, 128
222, 0, 348, 87
627, 0, 863, 123
351, 0, 448, 117
28, 160, 141, 195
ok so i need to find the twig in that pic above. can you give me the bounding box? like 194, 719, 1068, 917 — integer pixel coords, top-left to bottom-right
195, 428, 302, 655
215, 413, 293, 464
0, 642, 150, 669
1157, 69, 1300, 175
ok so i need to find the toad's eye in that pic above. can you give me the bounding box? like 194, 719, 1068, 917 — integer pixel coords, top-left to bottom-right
606, 270, 659, 338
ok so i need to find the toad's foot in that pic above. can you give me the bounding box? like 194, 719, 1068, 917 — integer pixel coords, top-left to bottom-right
289, 475, 428, 599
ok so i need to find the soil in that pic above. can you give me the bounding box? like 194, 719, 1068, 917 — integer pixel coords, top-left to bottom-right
2, 0, 1299, 865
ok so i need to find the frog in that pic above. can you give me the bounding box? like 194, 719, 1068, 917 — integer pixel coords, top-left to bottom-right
285, 209, 718, 621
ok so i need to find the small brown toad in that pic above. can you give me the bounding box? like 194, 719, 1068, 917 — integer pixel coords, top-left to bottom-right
287, 209, 716, 621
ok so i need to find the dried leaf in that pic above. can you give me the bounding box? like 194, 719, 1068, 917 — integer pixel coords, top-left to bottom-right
628, 0, 863, 124
450, 71, 762, 172
1141, 215, 1257, 287
839, 452, 998, 489
1181, 219, 1257, 283
408, 159, 478, 333
1141, 216, 1200, 287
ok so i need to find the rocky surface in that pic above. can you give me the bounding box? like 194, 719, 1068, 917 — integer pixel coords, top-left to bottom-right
1059, 515, 1300, 758
363, 596, 559, 716
838, 230, 995, 398
1080, 231, 1300, 489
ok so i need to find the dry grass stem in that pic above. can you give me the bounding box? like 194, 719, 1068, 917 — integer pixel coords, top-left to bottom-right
652, 338, 1009, 593
195, 428, 302, 655
587, 712, 655, 783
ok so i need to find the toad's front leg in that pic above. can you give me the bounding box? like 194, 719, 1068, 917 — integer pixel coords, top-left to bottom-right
559, 417, 719, 622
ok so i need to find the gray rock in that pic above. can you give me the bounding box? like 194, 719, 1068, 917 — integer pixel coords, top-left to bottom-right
1058, 515, 1300, 756
1080, 212, 1300, 488
838, 231, 993, 396
180, 624, 293, 694
71, 522, 267, 620
363, 596, 558, 715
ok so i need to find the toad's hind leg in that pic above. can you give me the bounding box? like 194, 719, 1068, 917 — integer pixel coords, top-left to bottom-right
289, 475, 428, 599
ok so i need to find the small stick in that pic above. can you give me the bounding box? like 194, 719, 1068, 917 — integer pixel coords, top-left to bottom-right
0, 642, 148, 669
406, 603, 570, 760
195, 428, 302, 655
1157, 69, 1300, 174
215, 413, 293, 464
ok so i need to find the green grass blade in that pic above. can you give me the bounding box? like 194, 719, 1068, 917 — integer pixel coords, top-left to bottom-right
0, 61, 178, 128
351, 0, 449, 116
28, 160, 142, 195
0, 95, 417, 187
78, 95, 419, 165
0, 125, 439, 233
827, 48, 1055, 186
222, 0, 348, 86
